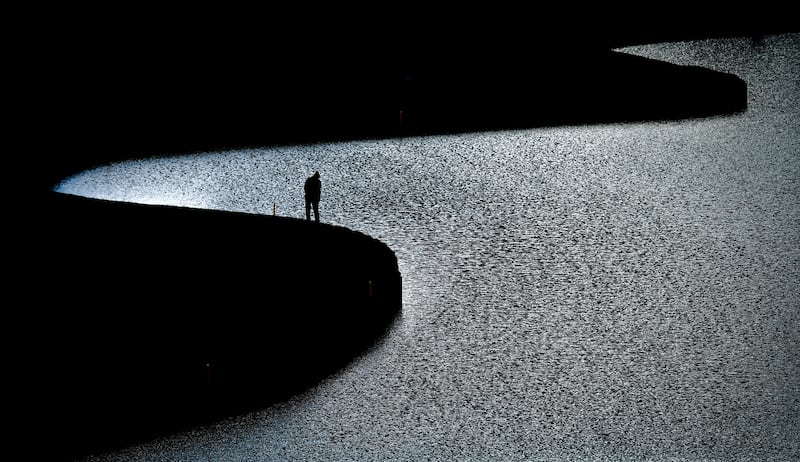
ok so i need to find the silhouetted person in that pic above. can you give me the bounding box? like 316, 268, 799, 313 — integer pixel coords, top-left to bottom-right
304, 171, 321, 222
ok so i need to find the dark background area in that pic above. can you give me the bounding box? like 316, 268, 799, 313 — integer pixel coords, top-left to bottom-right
15, 6, 797, 194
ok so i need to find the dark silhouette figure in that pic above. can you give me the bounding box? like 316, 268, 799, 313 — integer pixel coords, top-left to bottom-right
304, 171, 321, 222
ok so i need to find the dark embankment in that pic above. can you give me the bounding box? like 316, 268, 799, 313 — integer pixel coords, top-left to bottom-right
28, 191, 402, 460
36, 43, 750, 193
395, 48, 747, 136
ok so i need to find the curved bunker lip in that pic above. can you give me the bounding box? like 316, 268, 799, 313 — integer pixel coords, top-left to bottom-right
37, 191, 403, 459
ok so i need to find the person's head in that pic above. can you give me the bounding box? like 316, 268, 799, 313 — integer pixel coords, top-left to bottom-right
313, 171, 320, 178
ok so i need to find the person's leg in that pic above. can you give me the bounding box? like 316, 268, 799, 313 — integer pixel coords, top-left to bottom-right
305, 199, 311, 221
313, 202, 320, 222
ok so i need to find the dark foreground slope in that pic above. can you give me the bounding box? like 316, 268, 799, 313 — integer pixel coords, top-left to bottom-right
25, 192, 402, 460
